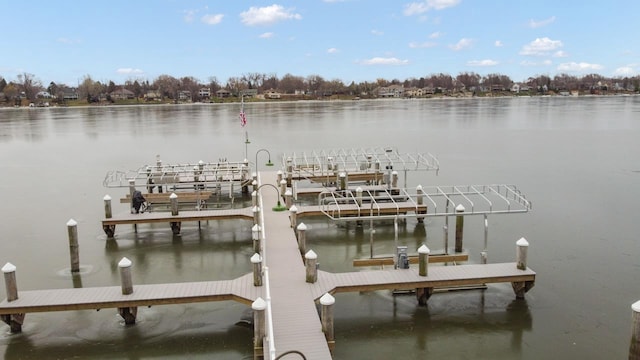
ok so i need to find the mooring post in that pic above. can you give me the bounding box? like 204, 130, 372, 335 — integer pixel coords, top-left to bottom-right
276, 170, 283, 185
170, 193, 179, 216
251, 253, 263, 286
119, 257, 133, 295
297, 222, 308, 255
286, 156, 293, 187
128, 179, 136, 213
289, 205, 298, 228
251, 190, 258, 207
280, 179, 287, 200
630, 300, 640, 359
252, 224, 261, 254
516, 237, 529, 270
418, 244, 430, 277
338, 172, 346, 191
252, 206, 261, 226
2, 263, 18, 302
455, 204, 465, 253
103, 195, 112, 219
355, 187, 363, 206
416, 185, 425, 223
391, 171, 398, 193
67, 219, 80, 273
285, 188, 293, 208
305, 250, 317, 283
252, 297, 267, 351
320, 293, 336, 351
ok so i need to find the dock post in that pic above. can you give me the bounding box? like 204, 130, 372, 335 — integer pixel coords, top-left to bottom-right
356, 187, 363, 206
305, 250, 317, 283
338, 172, 346, 191
630, 301, 640, 359
455, 204, 465, 253
170, 193, 179, 215
289, 205, 298, 228
253, 206, 261, 226
416, 185, 425, 223
276, 170, 283, 185
251, 253, 263, 286
297, 223, 307, 255
285, 188, 293, 208
252, 297, 267, 353
252, 190, 258, 207
418, 244, 430, 276
67, 219, 80, 273
286, 156, 293, 187
391, 171, 398, 194
320, 293, 336, 351
516, 237, 529, 270
252, 224, 261, 254
103, 195, 112, 219
128, 179, 136, 213
117, 257, 137, 325
1, 263, 24, 332
280, 179, 287, 200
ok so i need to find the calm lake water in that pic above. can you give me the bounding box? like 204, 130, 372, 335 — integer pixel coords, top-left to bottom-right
0, 96, 639, 359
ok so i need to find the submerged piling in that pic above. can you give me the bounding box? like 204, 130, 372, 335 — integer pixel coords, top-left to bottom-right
67, 219, 80, 273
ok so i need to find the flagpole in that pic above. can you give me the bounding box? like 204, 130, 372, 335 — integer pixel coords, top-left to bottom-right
240, 94, 250, 160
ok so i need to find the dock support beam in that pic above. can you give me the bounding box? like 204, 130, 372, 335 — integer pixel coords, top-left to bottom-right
305, 250, 318, 283
1, 263, 24, 333
455, 204, 465, 253
252, 297, 267, 356
67, 219, 80, 273
118, 257, 137, 325
297, 223, 307, 255
630, 301, 640, 359
320, 293, 336, 352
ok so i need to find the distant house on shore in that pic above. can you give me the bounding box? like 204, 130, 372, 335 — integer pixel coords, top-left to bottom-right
264, 89, 281, 99
145, 90, 162, 101
216, 89, 231, 98
241, 89, 258, 97
111, 88, 135, 100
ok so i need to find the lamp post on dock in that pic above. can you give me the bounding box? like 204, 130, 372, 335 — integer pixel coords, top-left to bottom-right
255, 148, 274, 173
256, 183, 287, 212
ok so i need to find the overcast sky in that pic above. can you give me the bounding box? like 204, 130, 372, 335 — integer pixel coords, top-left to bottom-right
2, 0, 638, 86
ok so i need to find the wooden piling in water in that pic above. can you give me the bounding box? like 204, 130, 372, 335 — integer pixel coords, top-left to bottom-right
252, 225, 261, 254
416, 185, 425, 223
67, 219, 80, 273
1, 263, 23, 332
305, 250, 317, 283
516, 237, 529, 270
103, 195, 112, 219
418, 244, 430, 277
280, 179, 287, 199
289, 205, 298, 228
251, 253, 263, 286
252, 297, 266, 354
630, 300, 640, 359
455, 204, 465, 253
285, 188, 293, 208
253, 206, 261, 226
320, 293, 335, 351
297, 222, 307, 255
119, 257, 133, 295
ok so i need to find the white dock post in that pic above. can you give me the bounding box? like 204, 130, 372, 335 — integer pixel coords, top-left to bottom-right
128, 179, 136, 213
391, 170, 398, 190
289, 205, 298, 228
416, 185, 425, 223
630, 301, 640, 359
119, 257, 133, 295
103, 195, 112, 219
355, 187, 363, 206
516, 237, 529, 270
67, 219, 80, 273
305, 249, 317, 283
2, 263, 18, 302
418, 244, 430, 277
297, 223, 307, 255
286, 156, 293, 187
280, 179, 287, 199
251, 253, 263, 286
285, 188, 293, 208
455, 204, 465, 253
276, 170, 283, 184
252, 297, 267, 350
320, 293, 335, 350
251, 190, 258, 207
338, 172, 346, 191
170, 193, 179, 216
252, 206, 261, 226
252, 224, 261, 253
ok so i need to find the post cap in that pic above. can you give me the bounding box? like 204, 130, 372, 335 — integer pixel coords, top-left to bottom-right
320, 293, 335, 306
455, 204, 465, 212
103, 195, 112, 201
277, 170, 283, 175
252, 206, 261, 213
356, 186, 363, 193
250, 253, 262, 263
633, 300, 640, 313
252, 190, 257, 196
2, 263, 16, 273
392, 170, 398, 175
305, 250, 317, 260
170, 193, 178, 199
252, 224, 261, 232
199, 160, 204, 165
252, 297, 267, 311
516, 237, 529, 247
297, 222, 307, 231
66, 219, 78, 227
128, 179, 135, 184
280, 179, 287, 185
285, 189, 292, 196
118, 257, 132, 268
416, 184, 423, 191
339, 172, 346, 177
289, 205, 298, 213
418, 244, 430, 254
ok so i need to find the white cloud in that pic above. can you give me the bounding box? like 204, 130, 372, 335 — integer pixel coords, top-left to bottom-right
553, 50, 568, 58
403, 0, 460, 16
116, 68, 144, 75
183, 9, 198, 23
359, 57, 410, 65
557, 62, 603, 72
521, 60, 553, 66
467, 59, 498, 66
613, 66, 639, 76
528, 16, 556, 29
519, 37, 563, 56
429, 31, 443, 39
409, 41, 437, 48
494, 40, 503, 47
371, 29, 384, 36
240, 5, 302, 26
327, 48, 339, 54
449, 38, 472, 51
259, 32, 274, 39
201, 14, 224, 25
